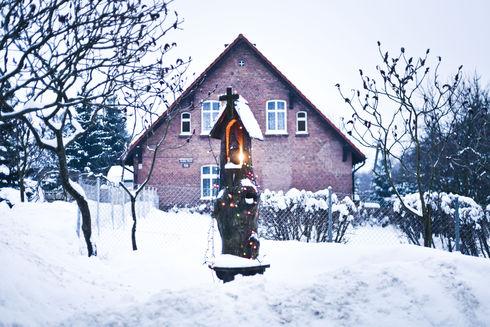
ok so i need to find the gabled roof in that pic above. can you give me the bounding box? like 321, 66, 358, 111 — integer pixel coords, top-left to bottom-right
126, 34, 366, 164
210, 95, 263, 140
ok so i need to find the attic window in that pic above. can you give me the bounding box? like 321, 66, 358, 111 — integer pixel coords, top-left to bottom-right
296, 111, 307, 134
238, 59, 245, 67
180, 112, 191, 135
266, 100, 287, 135
201, 101, 220, 135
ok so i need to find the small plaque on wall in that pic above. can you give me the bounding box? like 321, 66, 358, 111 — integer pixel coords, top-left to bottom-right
179, 158, 193, 168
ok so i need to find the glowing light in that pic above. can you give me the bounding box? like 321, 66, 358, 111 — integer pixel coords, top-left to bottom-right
238, 149, 245, 165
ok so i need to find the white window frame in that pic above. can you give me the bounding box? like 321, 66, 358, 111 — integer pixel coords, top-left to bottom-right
201, 100, 221, 135
201, 165, 220, 200
296, 111, 308, 134
265, 100, 287, 135
180, 112, 191, 135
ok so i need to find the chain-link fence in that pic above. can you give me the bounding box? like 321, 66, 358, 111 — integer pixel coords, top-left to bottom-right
76, 174, 160, 256
258, 188, 490, 258
75, 174, 489, 259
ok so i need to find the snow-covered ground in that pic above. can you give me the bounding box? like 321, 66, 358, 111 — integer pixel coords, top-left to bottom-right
1, 201, 490, 327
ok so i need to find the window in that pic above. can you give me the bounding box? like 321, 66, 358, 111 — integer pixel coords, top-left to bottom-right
266, 100, 287, 134
201, 101, 220, 134
181, 112, 191, 135
201, 165, 219, 199
296, 111, 307, 134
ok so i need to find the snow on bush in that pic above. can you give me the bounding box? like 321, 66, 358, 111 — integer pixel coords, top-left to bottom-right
259, 188, 356, 243
393, 192, 485, 222
392, 192, 489, 257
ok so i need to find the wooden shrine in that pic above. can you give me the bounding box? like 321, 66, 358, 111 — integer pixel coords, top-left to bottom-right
209, 87, 269, 282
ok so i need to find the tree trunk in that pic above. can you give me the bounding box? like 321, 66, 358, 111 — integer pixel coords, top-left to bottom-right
19, 176, 25, 202
78, 197, 94, 256
131, 197, 137, 251
56, 144, 94, 257
422, 208, 432, 247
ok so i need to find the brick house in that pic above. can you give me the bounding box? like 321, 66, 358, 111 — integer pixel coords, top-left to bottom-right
126, 34, 365, 206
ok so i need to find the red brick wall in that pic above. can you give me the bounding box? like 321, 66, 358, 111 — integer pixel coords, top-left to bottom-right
136, 41, 354, 206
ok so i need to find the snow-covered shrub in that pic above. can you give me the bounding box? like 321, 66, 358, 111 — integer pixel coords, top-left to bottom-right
355, 201, 392, 227
166, 201, 214, 215
259, 188, 357, 243
393, 192, 489, 257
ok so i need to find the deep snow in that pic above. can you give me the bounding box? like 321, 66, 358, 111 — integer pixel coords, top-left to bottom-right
1, 201, 490, 326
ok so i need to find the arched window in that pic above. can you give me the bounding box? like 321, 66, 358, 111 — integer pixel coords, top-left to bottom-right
201, 101, 220, 135
201, 165, 219, 199
266, 100, 287, 134
296, 111, 308, 134
181, 112, 191, 135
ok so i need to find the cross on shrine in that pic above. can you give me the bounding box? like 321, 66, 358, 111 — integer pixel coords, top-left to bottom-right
238, 59, 245, 67
219, 87, 239, 117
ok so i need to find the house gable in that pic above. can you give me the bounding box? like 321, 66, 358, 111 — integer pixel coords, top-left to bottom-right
126, 34, 365, 165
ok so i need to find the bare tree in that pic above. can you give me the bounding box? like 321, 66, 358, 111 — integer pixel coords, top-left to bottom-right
337, 42, 463, 247
119, 75, 215, 251
12, 118, 43, 202
120, 102, 193, 251
0, 0, 187, 256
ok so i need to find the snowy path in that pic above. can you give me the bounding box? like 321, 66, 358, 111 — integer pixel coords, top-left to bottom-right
1, 202, 490, 326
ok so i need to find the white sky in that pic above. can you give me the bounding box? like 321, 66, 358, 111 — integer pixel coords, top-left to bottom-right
167, 0, 490, 168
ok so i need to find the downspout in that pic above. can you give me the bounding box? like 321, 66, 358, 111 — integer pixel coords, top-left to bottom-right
352, 159, 366, 199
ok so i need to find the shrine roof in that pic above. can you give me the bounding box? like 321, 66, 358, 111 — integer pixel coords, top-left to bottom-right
210, 96, 263, 140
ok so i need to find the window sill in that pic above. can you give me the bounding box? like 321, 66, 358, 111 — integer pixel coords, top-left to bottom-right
179, 133, 192, 137
265, 131, 288, 136
296, 132, 309, 136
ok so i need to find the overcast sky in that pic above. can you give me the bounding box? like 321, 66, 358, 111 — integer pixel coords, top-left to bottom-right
168, 0, 489, 167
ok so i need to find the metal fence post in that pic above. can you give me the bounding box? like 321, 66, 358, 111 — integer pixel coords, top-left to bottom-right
96, 176, 100, 237
327, 186, 333, 242
110, 185, 115, 230
455, 196, 461, 252
76, 176, 81, 238
121, 188, 125, 223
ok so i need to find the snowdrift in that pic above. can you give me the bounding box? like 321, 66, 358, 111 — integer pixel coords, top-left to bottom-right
1, 201, 489, 326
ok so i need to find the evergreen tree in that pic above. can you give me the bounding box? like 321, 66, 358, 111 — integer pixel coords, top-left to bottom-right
0, 120, 17, 187
372, 158, 393, 203
67, 103, 129, 175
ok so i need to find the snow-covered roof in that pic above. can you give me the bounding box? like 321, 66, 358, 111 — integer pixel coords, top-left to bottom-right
212, 96, 263, 140
107, 166, 134, 183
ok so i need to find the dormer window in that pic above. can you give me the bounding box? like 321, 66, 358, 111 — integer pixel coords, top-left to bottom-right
296, 111, 308, 134
180, 112, 191, 135
266, 100, 287, 135
201, 100, 220, 135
